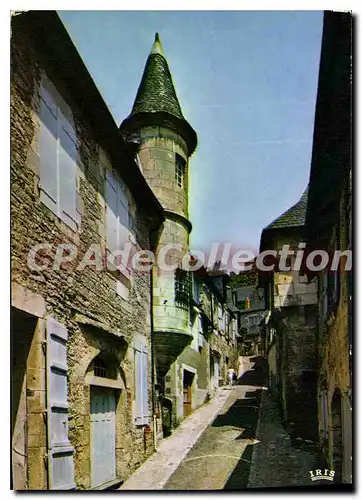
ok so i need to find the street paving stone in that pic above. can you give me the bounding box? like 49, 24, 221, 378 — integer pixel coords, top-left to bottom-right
118, 384, 232, 490
248, 389, 320, 489
119, 356, 324, 491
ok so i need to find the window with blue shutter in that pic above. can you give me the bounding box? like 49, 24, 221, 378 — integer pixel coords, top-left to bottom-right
134, 339, 149, 426
105, 170, 131, 276
39, 79, 78, 231
46, 318, 76, 490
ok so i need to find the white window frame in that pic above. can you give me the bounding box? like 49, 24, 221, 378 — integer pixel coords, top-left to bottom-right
39, 77, 79, 232
175, 154, 186, 188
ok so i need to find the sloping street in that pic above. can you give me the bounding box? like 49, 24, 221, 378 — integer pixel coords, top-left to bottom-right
120, 356, 324, 491
164, 357, 263, 490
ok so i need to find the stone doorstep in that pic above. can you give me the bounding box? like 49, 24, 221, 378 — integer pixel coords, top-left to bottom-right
92, 477, 123, 491
119, 387, 231, 490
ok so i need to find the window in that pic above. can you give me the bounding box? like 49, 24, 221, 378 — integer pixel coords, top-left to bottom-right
39, 81, 78, 230
217, 305, 223, 331
248, 315, 259, 326
175, 268, 191, 306
93, 358, 107, 378
175, 154, 186, 188
193, 278, 200, 304
134, 339, 149, 426
105, 169, 130, 274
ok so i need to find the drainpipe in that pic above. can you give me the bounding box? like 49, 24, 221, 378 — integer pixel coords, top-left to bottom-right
149, 221, 162, 453
149, 266, 157, 452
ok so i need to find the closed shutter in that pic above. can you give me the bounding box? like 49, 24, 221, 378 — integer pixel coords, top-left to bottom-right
58, 110, 77, 225
39, 81, 77, 230
106, 172, 118, 254
134, 340, 149, 426
46, 318, 76, 490
39, 96, 58, 212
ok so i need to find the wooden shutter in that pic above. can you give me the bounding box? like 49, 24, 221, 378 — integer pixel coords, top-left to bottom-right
118, 180, 129, 229
106, 171, 118, 253
46, 318, 76, 490
134, 340, 149, 426
39, 96, 58, 212
58, 110, 77, 226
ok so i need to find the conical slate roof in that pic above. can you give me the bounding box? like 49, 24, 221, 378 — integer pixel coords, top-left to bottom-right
265, 186, 309, 230
130, 33, 184, 120
120, 33, 197, 155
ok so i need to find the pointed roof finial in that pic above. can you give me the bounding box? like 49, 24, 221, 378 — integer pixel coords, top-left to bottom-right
119, 31, 198, 155
150, 32, 164, 56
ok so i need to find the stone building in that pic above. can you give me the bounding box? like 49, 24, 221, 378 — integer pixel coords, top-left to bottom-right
11, 11, 164, 490
11, 11, 239, 490
304, 11, 352, 484
228, 281, 266, 356
119, 34, 238, 427
259, 188, 319, 442
194, 268, 239, 396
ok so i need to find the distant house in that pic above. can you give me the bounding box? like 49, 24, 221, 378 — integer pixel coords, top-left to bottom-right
259, 187, 319, 442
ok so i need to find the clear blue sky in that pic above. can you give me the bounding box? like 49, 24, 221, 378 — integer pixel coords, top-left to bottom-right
58, 10, 323, 255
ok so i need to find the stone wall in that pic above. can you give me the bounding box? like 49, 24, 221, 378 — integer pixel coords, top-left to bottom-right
316, 185, 352, 482
267, 236, 318, 441
11, 25, 156, 489
138, 126, 189, 218
277, 305, 318, 440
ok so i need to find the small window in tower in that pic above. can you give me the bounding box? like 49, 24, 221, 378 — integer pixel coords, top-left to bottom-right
175, 267, 191, 306
175, 154, 186, 188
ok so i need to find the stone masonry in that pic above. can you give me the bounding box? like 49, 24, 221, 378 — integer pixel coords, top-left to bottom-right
11, 13, 163, 490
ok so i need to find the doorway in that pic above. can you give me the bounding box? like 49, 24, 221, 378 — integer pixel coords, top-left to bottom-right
12, 309, 36, 490
90, 387, 116, 488
183, 370, 194, 417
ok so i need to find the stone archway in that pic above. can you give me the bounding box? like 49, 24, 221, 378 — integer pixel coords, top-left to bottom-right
331, 389, 343, 483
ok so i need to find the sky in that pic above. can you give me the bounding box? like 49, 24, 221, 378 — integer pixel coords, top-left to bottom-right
58, 10, 323, 255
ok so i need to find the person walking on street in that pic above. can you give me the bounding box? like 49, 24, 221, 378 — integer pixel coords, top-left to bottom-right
227, 367, 236, 388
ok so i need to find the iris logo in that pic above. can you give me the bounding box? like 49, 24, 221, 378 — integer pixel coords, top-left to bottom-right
309, 469, 335, 482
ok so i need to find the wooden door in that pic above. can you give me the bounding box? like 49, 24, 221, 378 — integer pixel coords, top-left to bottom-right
90, 387, 116, 488
183, 371, 193, 417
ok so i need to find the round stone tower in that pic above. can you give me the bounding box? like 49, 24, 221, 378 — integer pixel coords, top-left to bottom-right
120, 33, 198, 377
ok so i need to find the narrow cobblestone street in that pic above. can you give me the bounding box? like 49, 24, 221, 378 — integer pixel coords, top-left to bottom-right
164, 357, 263, 490
120, 356, 324, 491
248, 386, 321, 489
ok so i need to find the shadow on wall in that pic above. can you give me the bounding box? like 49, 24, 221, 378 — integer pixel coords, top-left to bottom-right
236, 356, 266, 387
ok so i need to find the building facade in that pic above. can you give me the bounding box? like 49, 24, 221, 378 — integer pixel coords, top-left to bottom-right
305, 11, 352, 484
11, 11, 164, 490
259, 188, 319, 442
11, 12, 239, 490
